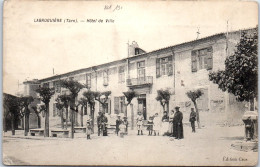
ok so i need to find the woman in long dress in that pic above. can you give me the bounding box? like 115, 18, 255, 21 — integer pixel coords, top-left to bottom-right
153, 113, 161, 136
168, 110, 175, 136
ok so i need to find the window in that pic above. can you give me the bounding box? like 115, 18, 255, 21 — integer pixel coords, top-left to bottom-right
86, 74, 91, 88
114, 97, 120, 114
135, 48, 140, 55
114, 96, 125, 114
191, 47, 213, 72
43, 83, 49, 88
156, 56, 173, 78
54, 81, 61, 93
103, 70, 109, 86
137, 61, 145, 79
118, 66, 125, 83
120, 96, 125, 113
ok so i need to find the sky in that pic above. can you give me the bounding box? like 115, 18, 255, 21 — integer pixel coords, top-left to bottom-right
3, 0, 258, 95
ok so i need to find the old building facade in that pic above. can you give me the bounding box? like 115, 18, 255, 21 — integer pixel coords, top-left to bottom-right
23, 28, 257, 129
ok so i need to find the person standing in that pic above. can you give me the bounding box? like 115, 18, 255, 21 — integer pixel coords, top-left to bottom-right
102, 113, 108, 136
136, 111, 144, 135
97, 112, 102, 136
115, 115, 122, 136
169, 110, 175, 136
173, 106, 184, 139
189, 108, 196, 133
123, 116, 128, 135
147, 116, 154, 136
161, 111, 169, 135
86, 122, 92, 140
153, 113, 160, 136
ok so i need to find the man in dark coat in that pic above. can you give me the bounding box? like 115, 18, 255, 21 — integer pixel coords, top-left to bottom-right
173, 106, 184, 139
97, 112, 102, 136
189, 108, 196, 133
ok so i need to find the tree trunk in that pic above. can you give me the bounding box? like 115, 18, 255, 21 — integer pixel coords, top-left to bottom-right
91, 105, 95, 133
71, 110, 74, 139
11, 113, 15, 135
131, 104, 134, 130
37, 115, 41, 128
166, 102, 169, 115
65, 107, 68, 130
21, 117, 24, 130
75, 109, 79, 126
60, 109, 64, 129
3, 114, 7, 132
70, 98, 76, 139
80, 106, 83, 127
45, 103, 49, 137
193, 101, 201, 129
24, 108, 30, 136
249, 98, 255, 111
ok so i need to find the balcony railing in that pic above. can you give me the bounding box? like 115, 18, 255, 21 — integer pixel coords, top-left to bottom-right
126, 76, 153, 87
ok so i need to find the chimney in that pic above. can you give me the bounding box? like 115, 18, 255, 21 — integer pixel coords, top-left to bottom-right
128, 41, 139, 57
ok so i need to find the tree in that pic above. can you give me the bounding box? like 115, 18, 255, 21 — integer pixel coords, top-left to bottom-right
31, 105, 45, 128
83, 90, 96, 132
94, 91, 111, 114
186, 90, 203, 128
35, 87, 55, 137
57, 94, 71, 129
209, 30, 258, 111
123, 90, 137, 129
123, 90, 137, 106
19, 96, 34, 136
78, 97, 88, 127
60, 79, 84, 139
3, 94, 20, 135
156, 89, 171, 115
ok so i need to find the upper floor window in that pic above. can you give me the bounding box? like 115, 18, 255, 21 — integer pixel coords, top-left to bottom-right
137, 61, 145, 79
54, 81, 61, 93
118, 66, 125, 83
156, 56, 173, 78
191, 47, 213, 72
135, 48, 140, 55
43, 83, 49, 88
103, 70, 109, 86
86, 73, 91, 88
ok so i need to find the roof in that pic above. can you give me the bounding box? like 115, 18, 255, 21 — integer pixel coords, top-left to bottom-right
38, 27, 257, 83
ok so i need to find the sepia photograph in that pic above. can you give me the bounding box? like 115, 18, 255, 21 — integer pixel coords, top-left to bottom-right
2, 0, 259, 166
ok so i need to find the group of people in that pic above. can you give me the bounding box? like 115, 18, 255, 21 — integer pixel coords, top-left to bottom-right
135, 106, 197, 140
85, 106, 197, 140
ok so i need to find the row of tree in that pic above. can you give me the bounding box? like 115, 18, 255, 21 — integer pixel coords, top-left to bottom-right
4, 29, 257, 138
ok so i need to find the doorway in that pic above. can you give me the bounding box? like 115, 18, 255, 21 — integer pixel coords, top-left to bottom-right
138, 98, 147, 120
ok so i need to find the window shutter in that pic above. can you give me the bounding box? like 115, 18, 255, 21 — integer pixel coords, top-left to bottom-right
114, 97, 119, 114
168, 55, 173, 76
207, 47, 213, 70
156, 58, 160, 78
191, 50, 197, 72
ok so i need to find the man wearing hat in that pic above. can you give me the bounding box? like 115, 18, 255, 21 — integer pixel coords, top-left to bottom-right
136, 111, 144, 135
173, 106, 184, 139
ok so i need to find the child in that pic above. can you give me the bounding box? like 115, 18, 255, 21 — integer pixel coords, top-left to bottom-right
116, 115, 122, 136
153, 113, 160, 136
119, 121, 126, 138
86, 122, 92, 140
123, 117, 128, 135
136, 111, 144, 135
147, 116, 154, 136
